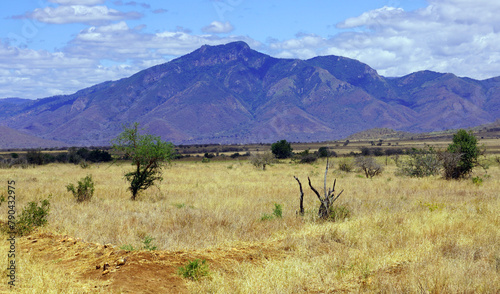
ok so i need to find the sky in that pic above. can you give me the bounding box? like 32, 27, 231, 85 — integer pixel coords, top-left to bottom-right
1, 0, 500, 99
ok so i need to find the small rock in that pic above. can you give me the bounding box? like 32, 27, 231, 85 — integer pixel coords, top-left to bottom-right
102, 270, 109, 275
116, 258, 127, 266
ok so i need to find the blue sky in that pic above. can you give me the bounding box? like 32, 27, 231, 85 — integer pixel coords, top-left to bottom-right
1, 0, 499, 99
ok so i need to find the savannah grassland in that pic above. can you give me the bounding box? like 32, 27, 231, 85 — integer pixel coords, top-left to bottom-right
0, 149, 499, 292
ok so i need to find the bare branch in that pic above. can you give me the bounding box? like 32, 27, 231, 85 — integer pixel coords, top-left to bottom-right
308, 176, 322, 201
294, 176, 304, 216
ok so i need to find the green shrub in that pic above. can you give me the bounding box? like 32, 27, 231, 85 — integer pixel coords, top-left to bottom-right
120, 244, 135, 251
142, 235, 157, 251
397, 147, 440, 177
178, 259, 210, 281
273, 203, 283, 218
328, 205, 351, 222
445, 129, 480, 179
271, 139, 293, 159
338, 158, 354, 172
66, 175, 95, 202
472, 176, 483, 186
16, 198, 50, 236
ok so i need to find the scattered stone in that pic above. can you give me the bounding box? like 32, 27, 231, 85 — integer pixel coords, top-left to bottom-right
116, 258, 127, 266
102, 270, 109, 275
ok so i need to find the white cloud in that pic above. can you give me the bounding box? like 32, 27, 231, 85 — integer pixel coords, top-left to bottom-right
0, 23, 261, 99
268, 0, 500, 79
202, 21, 234, 34
48, 0, 106, 5
48, 0, 106, 6
28, 5, 142, 25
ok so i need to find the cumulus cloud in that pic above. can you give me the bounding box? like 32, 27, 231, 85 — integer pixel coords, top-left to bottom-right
0, 23, 260, 98
48, 0, 106, 5
28, 5, 142, 25
202, 21, 234, 33
269, 0, 500, 79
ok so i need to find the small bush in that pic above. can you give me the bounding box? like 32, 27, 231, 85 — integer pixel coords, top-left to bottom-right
354, 156, 383, 178
142, 235, 157, 251
273, 203, 283, 218
439, 151, 463, 180
472, 176, 483, 186
299, 153, 318, 164
120, 244, 135, 251
80, 160, 91, 169
249, 152, 276, 170
328, 205, 351, 222
178, 259, 210, 281
338, 158, 354, 172
66, 175, 95, 202
397, 147, 440, 177
16, 198, 50, 236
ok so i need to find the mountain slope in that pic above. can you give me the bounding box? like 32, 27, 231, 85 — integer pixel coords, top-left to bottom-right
1, 41, 499, 147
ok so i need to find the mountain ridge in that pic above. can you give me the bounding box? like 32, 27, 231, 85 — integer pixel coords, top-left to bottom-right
0, 41, 499, 148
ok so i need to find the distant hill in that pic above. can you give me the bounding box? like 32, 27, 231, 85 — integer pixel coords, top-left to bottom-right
1, 41, 499, 148
0, 126, 65, 149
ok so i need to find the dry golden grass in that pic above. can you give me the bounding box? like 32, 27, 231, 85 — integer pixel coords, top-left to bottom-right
0, 156, 499, 293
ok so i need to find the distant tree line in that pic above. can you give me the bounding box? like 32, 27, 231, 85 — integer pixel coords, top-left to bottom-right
0, 147, 113, 167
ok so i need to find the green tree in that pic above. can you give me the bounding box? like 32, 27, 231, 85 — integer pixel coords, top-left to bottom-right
112, 123, 175, 200
445, 129, 480, 179
271, 140, 293, 159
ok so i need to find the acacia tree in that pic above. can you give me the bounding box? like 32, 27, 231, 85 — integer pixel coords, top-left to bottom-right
112, 123, 175, 200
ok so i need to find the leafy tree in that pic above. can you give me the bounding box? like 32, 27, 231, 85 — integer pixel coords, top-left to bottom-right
271, 139, 293, 159
445, 129, 480, 179
112, 123, 175, 200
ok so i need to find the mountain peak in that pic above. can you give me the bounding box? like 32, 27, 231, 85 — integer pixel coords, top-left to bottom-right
184, 41, 264, 67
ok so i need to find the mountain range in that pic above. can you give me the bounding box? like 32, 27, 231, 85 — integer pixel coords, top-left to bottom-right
1, 41, 499, 148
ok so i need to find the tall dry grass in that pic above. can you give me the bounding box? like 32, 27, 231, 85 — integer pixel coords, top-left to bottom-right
0, 156, 499, 292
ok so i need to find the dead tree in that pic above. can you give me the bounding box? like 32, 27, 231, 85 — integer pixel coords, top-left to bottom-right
293, 176, 304, 216
295, 158, 344, 219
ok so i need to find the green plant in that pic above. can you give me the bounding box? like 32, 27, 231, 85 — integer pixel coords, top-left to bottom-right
260, 213, 274, 221
178, 259, 210, 281
79, 160, 91, 169
120, 244, 135, 251
273, 203, 283, 218
201, 157, 211, 163
328, 205, 351, 222
112, 122, 175, 200
142, 235, 157, 251
472, 176, 483, 186
397, 147, 441, 177
66, 175, 95, 202
338, 158, 354, 172
271, 139, 293, 159
16, 198, 50, 236
445, 129, 480, 179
